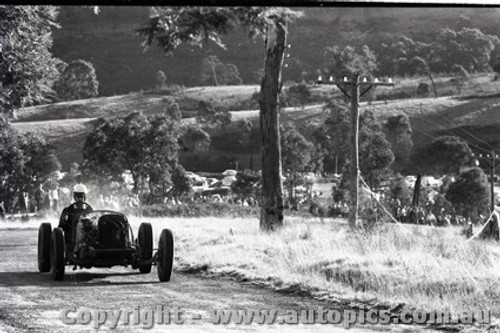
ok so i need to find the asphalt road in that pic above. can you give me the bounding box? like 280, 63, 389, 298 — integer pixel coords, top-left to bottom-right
0, 227, 436, 333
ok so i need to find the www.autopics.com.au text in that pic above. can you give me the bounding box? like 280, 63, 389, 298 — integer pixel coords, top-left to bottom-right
60, 305, 491, 329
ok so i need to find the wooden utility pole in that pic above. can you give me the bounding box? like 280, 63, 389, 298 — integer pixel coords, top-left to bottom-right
349, 74, 360, 228
474, 151, 500, 241
317, 75, 394, 228
475, 151, 498, 213
491, 150, 496, 213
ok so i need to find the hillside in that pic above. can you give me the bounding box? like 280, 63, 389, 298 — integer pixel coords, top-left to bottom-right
12, 74, 500, 171
51, 6, 500, 97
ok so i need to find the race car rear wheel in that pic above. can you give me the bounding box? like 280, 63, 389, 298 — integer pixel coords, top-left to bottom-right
38, 223, 52, 272
157, 229, 174, 282
50, 228, 65, 281
138, 223, 153, 273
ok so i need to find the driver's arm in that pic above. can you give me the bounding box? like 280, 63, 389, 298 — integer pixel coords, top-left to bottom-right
58, 206, 72, 229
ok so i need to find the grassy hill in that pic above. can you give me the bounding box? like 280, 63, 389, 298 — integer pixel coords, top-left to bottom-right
51, 6, 500, 97
12, 74, 500, 171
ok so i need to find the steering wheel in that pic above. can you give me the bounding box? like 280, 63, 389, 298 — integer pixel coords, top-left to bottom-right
70, 202, 93, 212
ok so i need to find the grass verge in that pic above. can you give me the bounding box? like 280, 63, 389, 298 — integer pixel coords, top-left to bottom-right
123, 215, 500, 322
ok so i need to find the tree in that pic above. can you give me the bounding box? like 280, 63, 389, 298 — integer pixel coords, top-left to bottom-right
60, 162, 81, 187
381, 29, 498, 79
434, 28, 495, 74
156, 70, 167, 88
219, 63, 243, 85
162, 97, 182, 121
411, 56, 437, 97
143, 114, 182, 201
412, 136, 473, 176
0, 6, 61, 117
179, 125, 211, 152
450, 64, 469, 94
211, 119, 253, 153
313, 103, 393, 183
200, 55, 243, 86
389, 173, 412, 207
281, 123, 314, 208
384, 114, 413, 171
139, 6, 302, 231
358, 110, 394, 187
323, 45, 377, 78
0, 119, 61, 212
53, 59, 99, 101
170, 164, 192, 200
312, 102, 351, 174
196, 101, 231, 128
82, 113, 181, 201
201, 55, 221, 86
378, 36, 422, 77
232, 170, 260, 203
488, 34, 500, 80
446, 167, 490, 218
280, 82, 312, 108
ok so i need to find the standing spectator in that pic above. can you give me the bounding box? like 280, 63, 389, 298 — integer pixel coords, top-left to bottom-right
425, 211, 437, 225
399, 206, 407, 223
22, 192, 29, 213
465, 221, 474, 238
51, 187, 59, 212
417, 207, 425, 224
15, 192, 26, 214
43, 190, 51, 211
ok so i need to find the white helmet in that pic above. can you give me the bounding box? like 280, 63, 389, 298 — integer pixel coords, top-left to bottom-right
73, 183, 88, 194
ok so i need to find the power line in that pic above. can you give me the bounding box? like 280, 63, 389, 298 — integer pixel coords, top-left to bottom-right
430, 112, 497, 152
413, 114, 494, 155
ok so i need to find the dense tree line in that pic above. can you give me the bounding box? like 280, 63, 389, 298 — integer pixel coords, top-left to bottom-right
0, 118, 61, 212
0, 6, 61, 117
378, 28, 499, 77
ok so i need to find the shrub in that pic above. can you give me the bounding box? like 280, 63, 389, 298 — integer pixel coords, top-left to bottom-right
375, 90, 413, 101
416, 82, 430, 97
156, 70, 167, 87
54, 59, 99, 101
281, 83, 313, 107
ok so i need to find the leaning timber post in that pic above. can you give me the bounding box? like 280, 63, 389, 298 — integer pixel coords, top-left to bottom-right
411, 173, 422, 223
491, 149, 495, 213
348, 74, 360, 229
259, 19, 287, 231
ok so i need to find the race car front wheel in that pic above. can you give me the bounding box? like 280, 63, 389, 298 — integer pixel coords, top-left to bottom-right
50, 228, 65, 281
138, 223, 153, 273
38, 223, 52, 272
157, 229, 174, 282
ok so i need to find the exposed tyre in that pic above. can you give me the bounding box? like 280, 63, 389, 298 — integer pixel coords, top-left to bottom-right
38, 223, 52, 272
50, 228, 65, 281
157, 229, 174, 282
138, 223, 153, 273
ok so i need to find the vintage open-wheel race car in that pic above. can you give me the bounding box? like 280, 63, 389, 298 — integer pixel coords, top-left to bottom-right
37, 209, 174, 282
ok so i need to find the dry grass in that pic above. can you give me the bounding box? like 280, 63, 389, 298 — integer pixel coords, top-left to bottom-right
123, 216, 500, 317
12, 118, 94, 140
